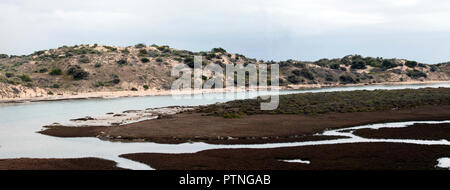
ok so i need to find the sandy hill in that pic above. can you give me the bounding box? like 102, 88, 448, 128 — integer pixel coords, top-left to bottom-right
0, 44, 449, 99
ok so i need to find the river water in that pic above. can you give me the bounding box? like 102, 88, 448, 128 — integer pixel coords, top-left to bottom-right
0, 83, 449, 169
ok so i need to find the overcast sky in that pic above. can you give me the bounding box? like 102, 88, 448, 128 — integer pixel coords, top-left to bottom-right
1, 0, 450, 63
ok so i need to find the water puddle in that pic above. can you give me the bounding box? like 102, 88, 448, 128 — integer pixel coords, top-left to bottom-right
436, 157, 450, 170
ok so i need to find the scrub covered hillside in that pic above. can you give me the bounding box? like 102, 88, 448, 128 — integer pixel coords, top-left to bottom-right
0, 44, 449, 99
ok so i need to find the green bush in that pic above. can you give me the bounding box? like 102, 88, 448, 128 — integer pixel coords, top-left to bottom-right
49, 68, 63, 75
325, 74, 335, 81
135, 43, 146, 48
430, 65, 437, 72
155, 58, 163, 62
79, 56, 90, 63
51, 84, 60, 88
143, 85, 149, 90
121, 49, 130, 55
19, 74, 32, 82
93, 81, 105, 87
5, 72, 14, 78
156, 45, 170, 52
184, 57, 195, 68
339, 75, 356, 84
110, 75, 120, 84
351, 61, 366, 69
368, 61, 381, 68
131, 87, 138, 91
300, 68, 315, 80
140, 58, 150, 63
117, 59, 127, 66
104, 46, 117, 52
0, 54, 8, 59
407, 69, 427, 79
138, 49, 148, 56
287, 75, 300, 84
39, 68, 48, 73
94, 63, 102, 68
330, 63, 340, 70
405, 61, 418, 68
67, 66, 89, 80
382, 60, 398, 70
211, 47, 226, 53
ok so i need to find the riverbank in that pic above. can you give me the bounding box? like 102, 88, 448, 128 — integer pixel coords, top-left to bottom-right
1, 80, 448, 104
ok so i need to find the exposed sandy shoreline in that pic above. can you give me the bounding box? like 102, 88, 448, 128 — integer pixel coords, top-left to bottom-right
1, 80, 449, 104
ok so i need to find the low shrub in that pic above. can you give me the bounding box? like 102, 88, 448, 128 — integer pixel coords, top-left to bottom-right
407, 69, 427, 79
5, 72, 14, 78
67, 66, 89, 80
300, 68, 315, 80
117, 59, 127, 66
351, 61, 366, 70
135, 43, 146, 48
79, 56, 90, 63
19, 74, 32, 82
405, 61, 418, 68
211, 47, 227, 53
339, 75, 356, 84
39, 68, 48, 73
49, 68, 63, 75
140, 58, 150, 63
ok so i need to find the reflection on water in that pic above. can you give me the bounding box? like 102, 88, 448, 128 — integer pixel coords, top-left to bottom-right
0, 82, 449, 169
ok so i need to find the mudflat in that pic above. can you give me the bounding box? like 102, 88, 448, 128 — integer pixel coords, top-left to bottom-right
120, 143, 450, 170
353, 123, 450, 141
0, 158, 123, 170
40, 105, 450, 144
